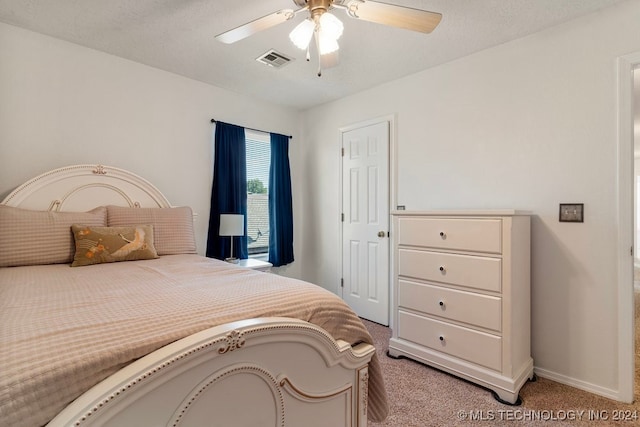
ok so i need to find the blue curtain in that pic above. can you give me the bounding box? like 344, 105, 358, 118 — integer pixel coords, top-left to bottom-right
206, 122, 248, 260
268, 133, 294, 266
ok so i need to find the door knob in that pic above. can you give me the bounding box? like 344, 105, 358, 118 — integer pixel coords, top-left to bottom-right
378, 231, 386, 238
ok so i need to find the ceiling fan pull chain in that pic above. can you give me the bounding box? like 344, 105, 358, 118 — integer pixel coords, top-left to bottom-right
314, 28, 322, 77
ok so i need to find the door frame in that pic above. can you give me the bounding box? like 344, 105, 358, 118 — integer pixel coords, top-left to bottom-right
338, 114, 397, 318
616, 51, 639, 403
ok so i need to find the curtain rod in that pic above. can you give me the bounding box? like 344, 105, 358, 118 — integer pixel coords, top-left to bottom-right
210, 119, 292, 139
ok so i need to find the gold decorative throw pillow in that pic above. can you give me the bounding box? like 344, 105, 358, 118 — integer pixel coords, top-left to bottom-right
71, 224, 158, 267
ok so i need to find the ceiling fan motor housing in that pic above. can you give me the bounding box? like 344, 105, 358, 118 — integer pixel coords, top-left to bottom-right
293, 0, 334, 18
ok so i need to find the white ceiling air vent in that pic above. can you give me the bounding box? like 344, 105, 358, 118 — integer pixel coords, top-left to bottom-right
256, 49, 293, 69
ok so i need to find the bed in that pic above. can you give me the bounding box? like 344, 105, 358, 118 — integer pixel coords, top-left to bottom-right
0, 164, 388, 427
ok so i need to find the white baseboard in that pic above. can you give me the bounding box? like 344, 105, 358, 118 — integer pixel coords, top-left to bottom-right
534, 367, 622, 402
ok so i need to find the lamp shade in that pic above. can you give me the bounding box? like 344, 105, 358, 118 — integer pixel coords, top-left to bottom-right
319, 12, 343, 40
318, 31, 340, 55
289, 18, 315, 50
219, 214, 244, 236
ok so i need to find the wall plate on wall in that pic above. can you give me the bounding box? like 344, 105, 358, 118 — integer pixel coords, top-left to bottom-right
559, 203, 584, 222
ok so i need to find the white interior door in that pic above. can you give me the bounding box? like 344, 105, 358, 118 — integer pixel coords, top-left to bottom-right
341, 121, 390, 325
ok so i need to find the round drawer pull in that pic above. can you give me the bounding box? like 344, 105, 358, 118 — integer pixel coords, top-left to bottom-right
439, 231, 446, 238
439, 335, 445, 342
438, 300, 445, 307
439, 266, 446, 272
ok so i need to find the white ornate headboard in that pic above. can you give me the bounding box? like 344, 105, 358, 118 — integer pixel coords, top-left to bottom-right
1, 164, 172, 211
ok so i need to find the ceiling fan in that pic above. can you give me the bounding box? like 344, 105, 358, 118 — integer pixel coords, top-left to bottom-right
215, 0, 442, 76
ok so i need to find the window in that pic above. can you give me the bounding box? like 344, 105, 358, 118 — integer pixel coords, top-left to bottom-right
245, 130, 270, 256
208, 122, 292, 266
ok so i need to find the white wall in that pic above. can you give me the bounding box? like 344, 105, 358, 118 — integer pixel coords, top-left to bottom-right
0, 22, 303, 278
298, 1, 640, 399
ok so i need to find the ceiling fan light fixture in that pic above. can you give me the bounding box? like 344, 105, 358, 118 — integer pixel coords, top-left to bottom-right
317, 30, 339, 55
318, 12, 343, 40
289, 18, 315, 49
216, 0, 443, 77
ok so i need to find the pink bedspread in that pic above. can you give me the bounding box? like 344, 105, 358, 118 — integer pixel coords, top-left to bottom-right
0, 255, 388, 426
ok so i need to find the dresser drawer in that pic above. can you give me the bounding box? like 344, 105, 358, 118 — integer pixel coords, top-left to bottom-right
397, 217, 502, 254
398, 249, 502, 293
398, 280, 502, 331
398, 310, 502, 371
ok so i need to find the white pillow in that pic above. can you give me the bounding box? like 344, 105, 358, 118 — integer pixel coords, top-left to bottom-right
0, 205, 107, 267
106, 205, 196, 255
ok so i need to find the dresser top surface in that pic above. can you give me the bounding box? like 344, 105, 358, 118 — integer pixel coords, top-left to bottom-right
391, 209, 531, 217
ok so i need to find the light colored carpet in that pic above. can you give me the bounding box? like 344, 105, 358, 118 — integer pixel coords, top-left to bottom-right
364, 315, 639, 426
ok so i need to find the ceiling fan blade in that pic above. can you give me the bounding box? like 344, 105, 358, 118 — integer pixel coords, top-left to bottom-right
345, 0, 442, 34
215, 9, 297, 44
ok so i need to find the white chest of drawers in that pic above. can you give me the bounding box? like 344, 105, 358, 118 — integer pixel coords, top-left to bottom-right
388, 210, 533, 404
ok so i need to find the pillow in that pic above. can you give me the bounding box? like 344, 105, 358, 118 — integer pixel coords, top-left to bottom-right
71, 225, 158, 267
0, 205, 107, 268
106, 205, 196, 255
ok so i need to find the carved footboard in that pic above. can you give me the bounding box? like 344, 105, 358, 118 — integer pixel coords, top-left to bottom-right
46, 317, 375, 427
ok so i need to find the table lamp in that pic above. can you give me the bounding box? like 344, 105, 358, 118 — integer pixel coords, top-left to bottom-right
219, 214, 244, 263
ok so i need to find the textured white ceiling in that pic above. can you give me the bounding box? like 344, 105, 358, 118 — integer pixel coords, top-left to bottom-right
0, 0, 628, 110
